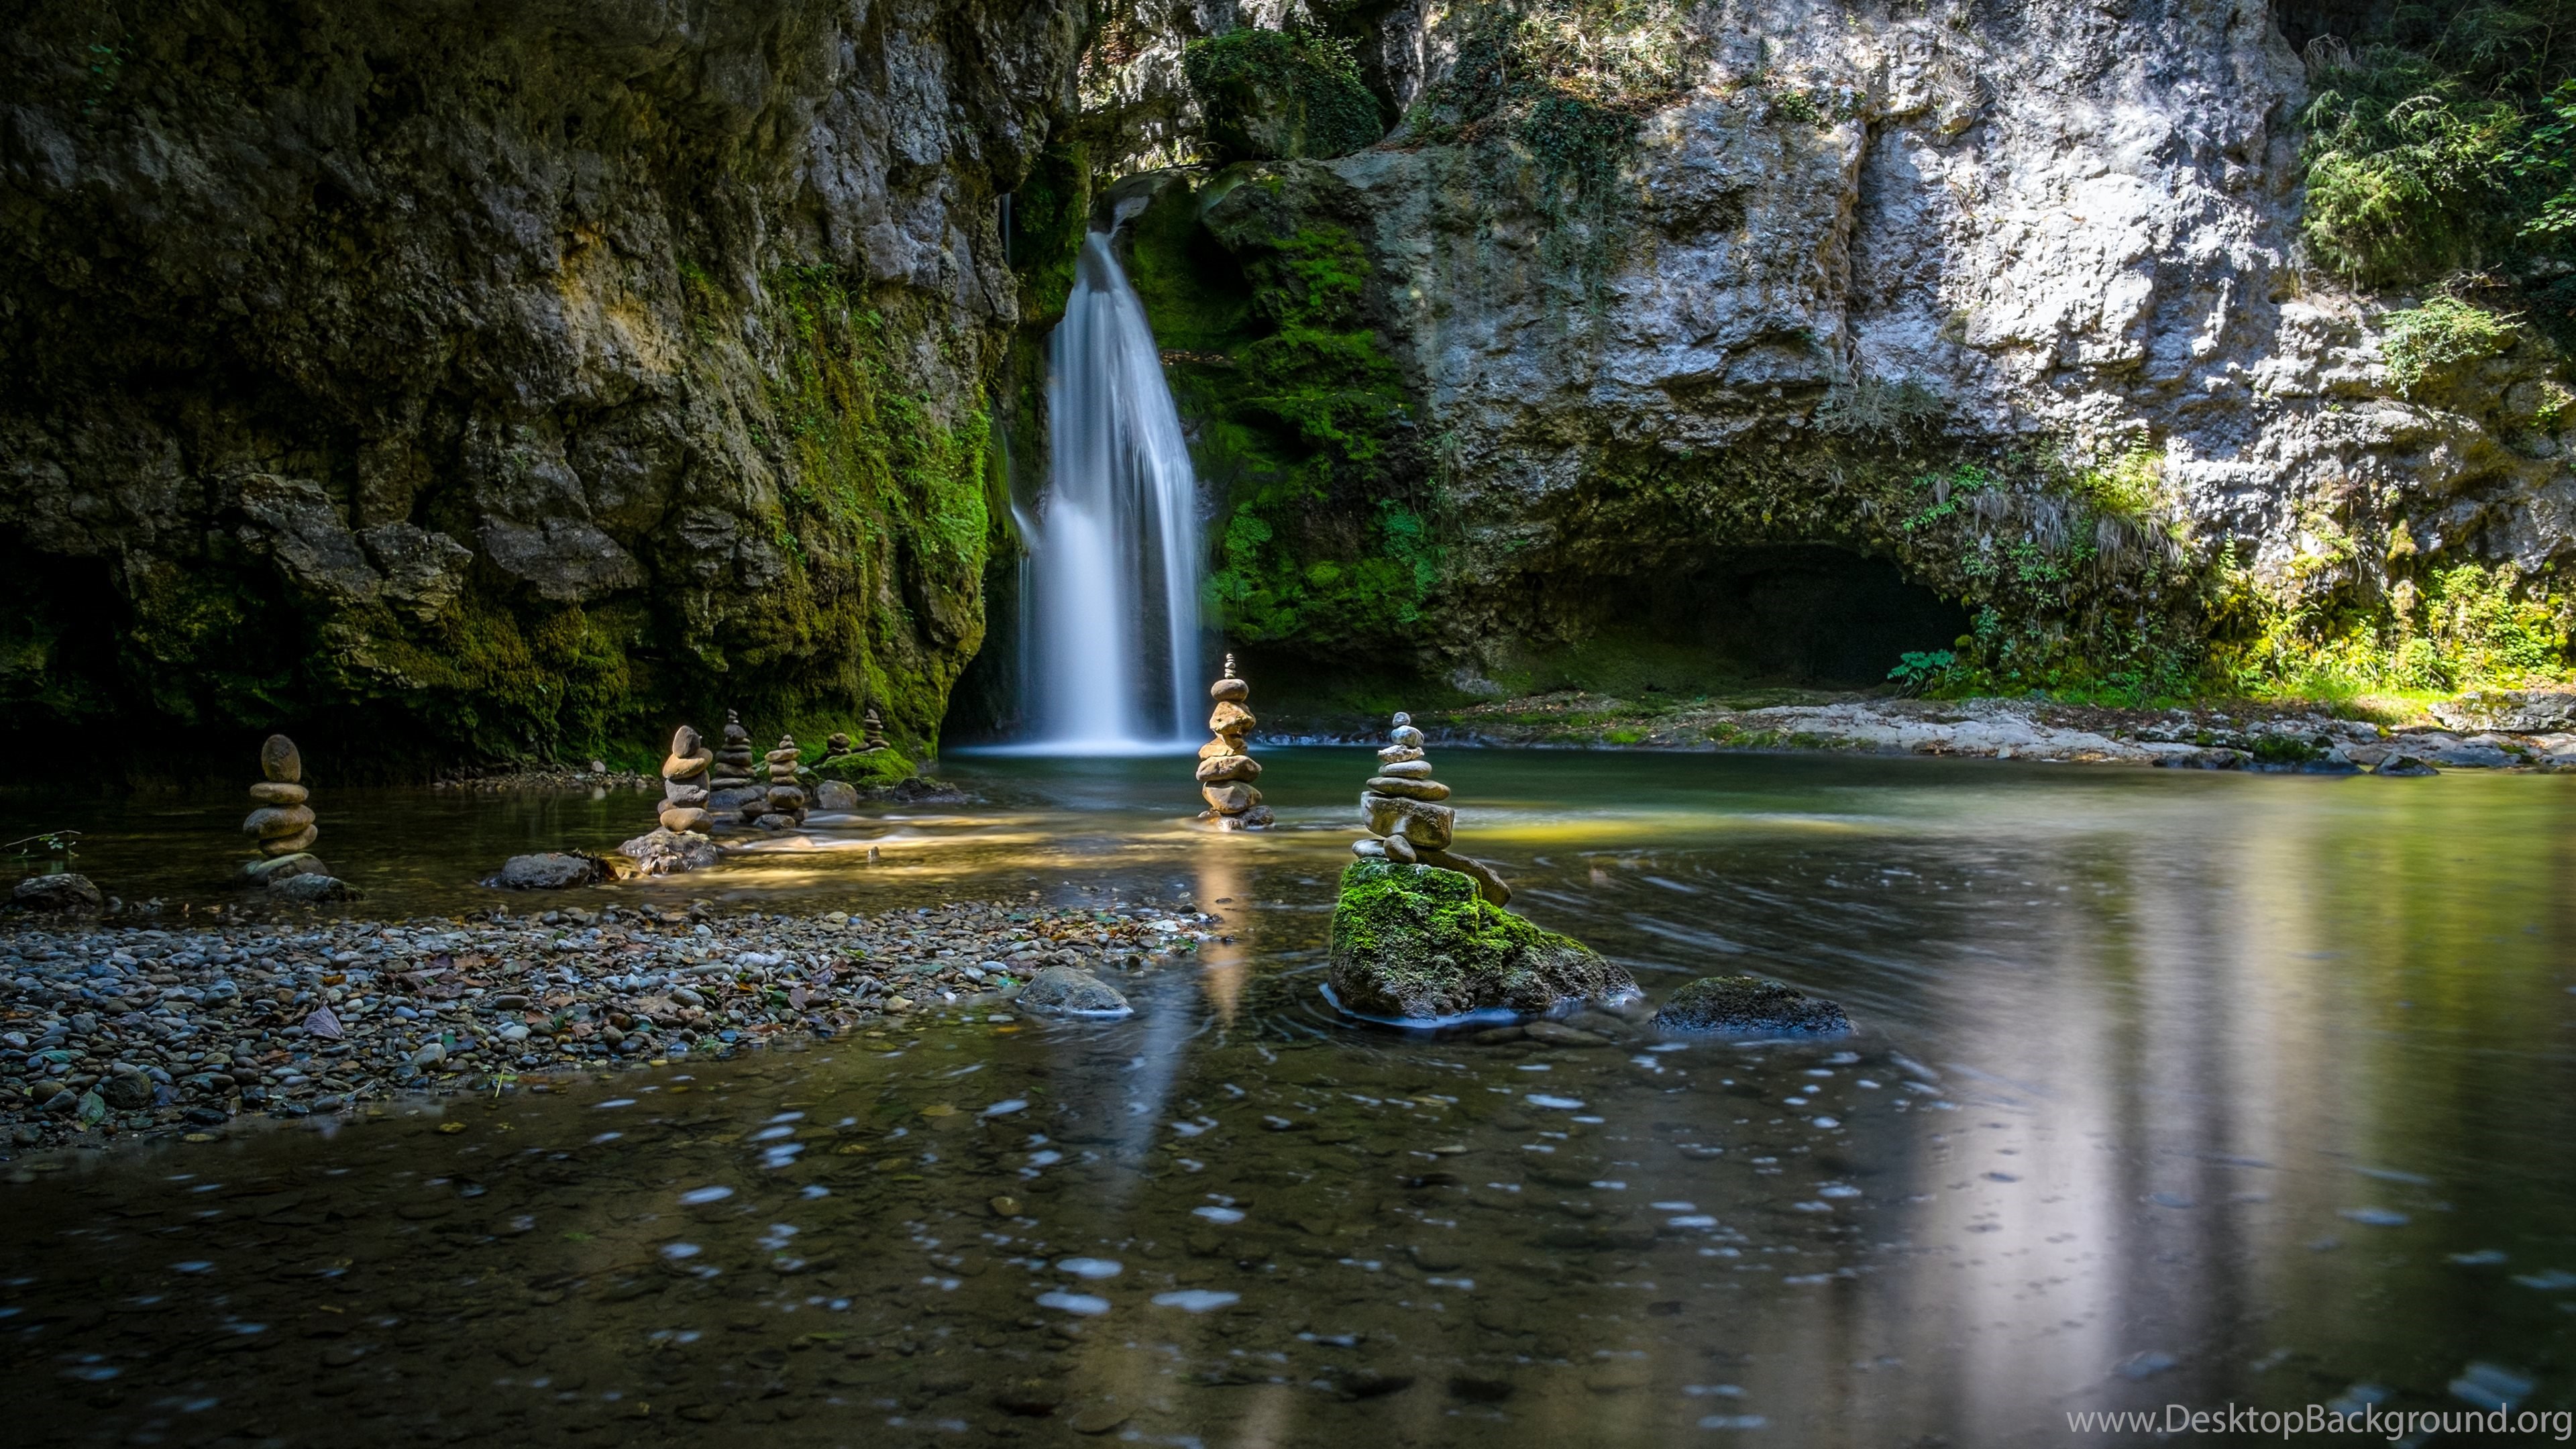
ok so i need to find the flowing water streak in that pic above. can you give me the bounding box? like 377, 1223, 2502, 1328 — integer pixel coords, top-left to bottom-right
1024, 231, 1202, 749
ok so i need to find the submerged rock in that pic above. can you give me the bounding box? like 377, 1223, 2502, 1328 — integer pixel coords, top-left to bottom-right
1326, 859, 1629, 1021
1014, 964, 1132, 1016
11, 873, 103, 916
488, 853, 612, 890
1653, 975, 1850, 1036
268, 873, 356, 904
616, 828, 718, 877
239, 852, 331, 887
2376, 753, 2441, 777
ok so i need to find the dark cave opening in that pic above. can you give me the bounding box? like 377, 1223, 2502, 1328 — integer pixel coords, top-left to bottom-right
1534, 545, 1972, 693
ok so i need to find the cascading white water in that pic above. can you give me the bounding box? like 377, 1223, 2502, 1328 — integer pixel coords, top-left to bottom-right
1022, 230, 1204, 749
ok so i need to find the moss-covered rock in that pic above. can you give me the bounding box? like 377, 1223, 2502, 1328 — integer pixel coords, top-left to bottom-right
1183, 30, 1385, 162
1652, 975, 1849, 1036
812, 749, 919, 786
1326, 859, 1631, 1021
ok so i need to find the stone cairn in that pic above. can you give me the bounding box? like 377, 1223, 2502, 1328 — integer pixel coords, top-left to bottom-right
1197, 655, 1273, 830
759, 735, 809, 828
821, 731, 855, 761
860, 706, 890, 753
1353, 711, 1511, 904
658, 724, 714, 834
706, 710, 764, 825
242, 735, 318, 860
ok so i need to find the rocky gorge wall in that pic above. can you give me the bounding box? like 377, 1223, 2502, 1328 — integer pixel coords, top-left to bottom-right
0, 0, 1083, 773
1091, 0, 2576, 705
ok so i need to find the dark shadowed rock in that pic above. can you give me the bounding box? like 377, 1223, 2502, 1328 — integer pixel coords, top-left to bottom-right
268, 873, 356, 903
1326, 859, 1631, 1021
1654, 975, 1849, 1036
2376, 754, 2440, 777
1015, 965, 1132, 1017
11, 874, 103, 915
488, 853, 609, 890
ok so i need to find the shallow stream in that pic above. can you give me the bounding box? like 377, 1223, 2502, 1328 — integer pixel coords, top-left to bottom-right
4, 750, 2573, 1445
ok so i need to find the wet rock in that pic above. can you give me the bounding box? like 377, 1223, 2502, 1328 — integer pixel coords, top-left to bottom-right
1326, 859, 1630, 1021
814, 780, 860, 812
617, 828, 719, 877
239, 852, 331, 886
2153, 748, 2249, 769
488, 853, 610, 890
2376, 754, 2440, 777
1014, 965, 1132, 1017
1653, 975, 1850, 1036
269, 873, 356, 903
11, 874, 103, 916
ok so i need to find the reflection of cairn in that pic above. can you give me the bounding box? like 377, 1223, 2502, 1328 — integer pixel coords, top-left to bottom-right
244, 735, 317, 857
1197, 655, 1273, 830
860, 706, 889, 753
759, 735, 809, 828
706, 710, 764, 824
659, 724, 714, 834
1353, 711, 1511, 904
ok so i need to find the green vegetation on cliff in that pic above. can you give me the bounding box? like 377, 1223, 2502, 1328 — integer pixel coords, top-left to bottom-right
1183, 27, 1384, 162
1123, 173, 1441, 657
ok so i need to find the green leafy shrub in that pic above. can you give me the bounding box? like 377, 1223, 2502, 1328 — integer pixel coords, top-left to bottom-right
2379, 294, 2520, 394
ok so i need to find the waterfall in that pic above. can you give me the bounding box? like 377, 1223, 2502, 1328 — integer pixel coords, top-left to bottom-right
1021, 230, 1204, 750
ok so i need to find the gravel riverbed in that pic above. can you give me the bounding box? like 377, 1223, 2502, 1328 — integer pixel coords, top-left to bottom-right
0, 897, 1220, 1155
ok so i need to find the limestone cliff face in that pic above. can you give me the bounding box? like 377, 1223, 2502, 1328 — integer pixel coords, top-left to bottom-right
0, 0, 1080, 768
1112, 0, 2576, 695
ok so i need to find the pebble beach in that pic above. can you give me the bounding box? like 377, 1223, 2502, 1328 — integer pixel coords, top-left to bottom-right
0, 897, 1221, 1153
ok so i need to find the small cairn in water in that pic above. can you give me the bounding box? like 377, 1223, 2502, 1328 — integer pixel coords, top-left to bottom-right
242, 735, 317, 859
239, 735, 352, 898
759, 735, 810, 828
1352, 712, 1511, 905
706, 710, 763, 824
1196, 655, 1273, 830
657, 724, 714, 835
860, 706, 890, 753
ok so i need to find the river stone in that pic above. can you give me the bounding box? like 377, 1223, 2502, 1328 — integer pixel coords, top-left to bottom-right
1414, 847, 1510, 906
1652, 975, 1850, 1036
11, 874, 103, 915
2376, 753, 2440, 777
489, 853, 609, 890
1366, 775, 1452, 801
1197, 754, 1262, 783
269, 873, 355, 903
1014, 965, 1132, 1017
260, 734, 303, 783
248, 780, 309, 805
1362, 792, 1454, 848
238, 851, 330, 886
1203, 782, 1261, 813
1378, 759, 1435, 778
1325, 859, 1630, 1021
814, 780, 859, 811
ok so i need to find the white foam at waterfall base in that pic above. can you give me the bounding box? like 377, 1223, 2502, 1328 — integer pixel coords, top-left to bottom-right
1020, 229, 1203, 753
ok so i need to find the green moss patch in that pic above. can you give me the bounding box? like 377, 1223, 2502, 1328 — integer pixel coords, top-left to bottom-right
1326, 859, 1630, 1020
812, 749, 918, 786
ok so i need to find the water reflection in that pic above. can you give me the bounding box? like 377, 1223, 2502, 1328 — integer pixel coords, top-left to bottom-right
3, 751, 2573, 1443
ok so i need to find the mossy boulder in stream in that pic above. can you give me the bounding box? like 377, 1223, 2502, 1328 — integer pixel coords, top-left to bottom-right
1653, 975, 1850, 1036
1326, 859, 1631, 1020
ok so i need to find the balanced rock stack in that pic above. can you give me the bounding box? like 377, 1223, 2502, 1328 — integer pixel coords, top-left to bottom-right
658, 724, 714, 834
706, 711, 763, 824
860, 706, 889, 753
759, 735, 809, 828
1196, 655, 1273, 830
1352, 712, 1511, 905
822, 731, 855, 761
238, 735, 353, 898
243, 735, 317, 859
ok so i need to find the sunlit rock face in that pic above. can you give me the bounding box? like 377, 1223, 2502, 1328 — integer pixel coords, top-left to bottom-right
1105, 0, 2576, 690
0, 0, 1084, 765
